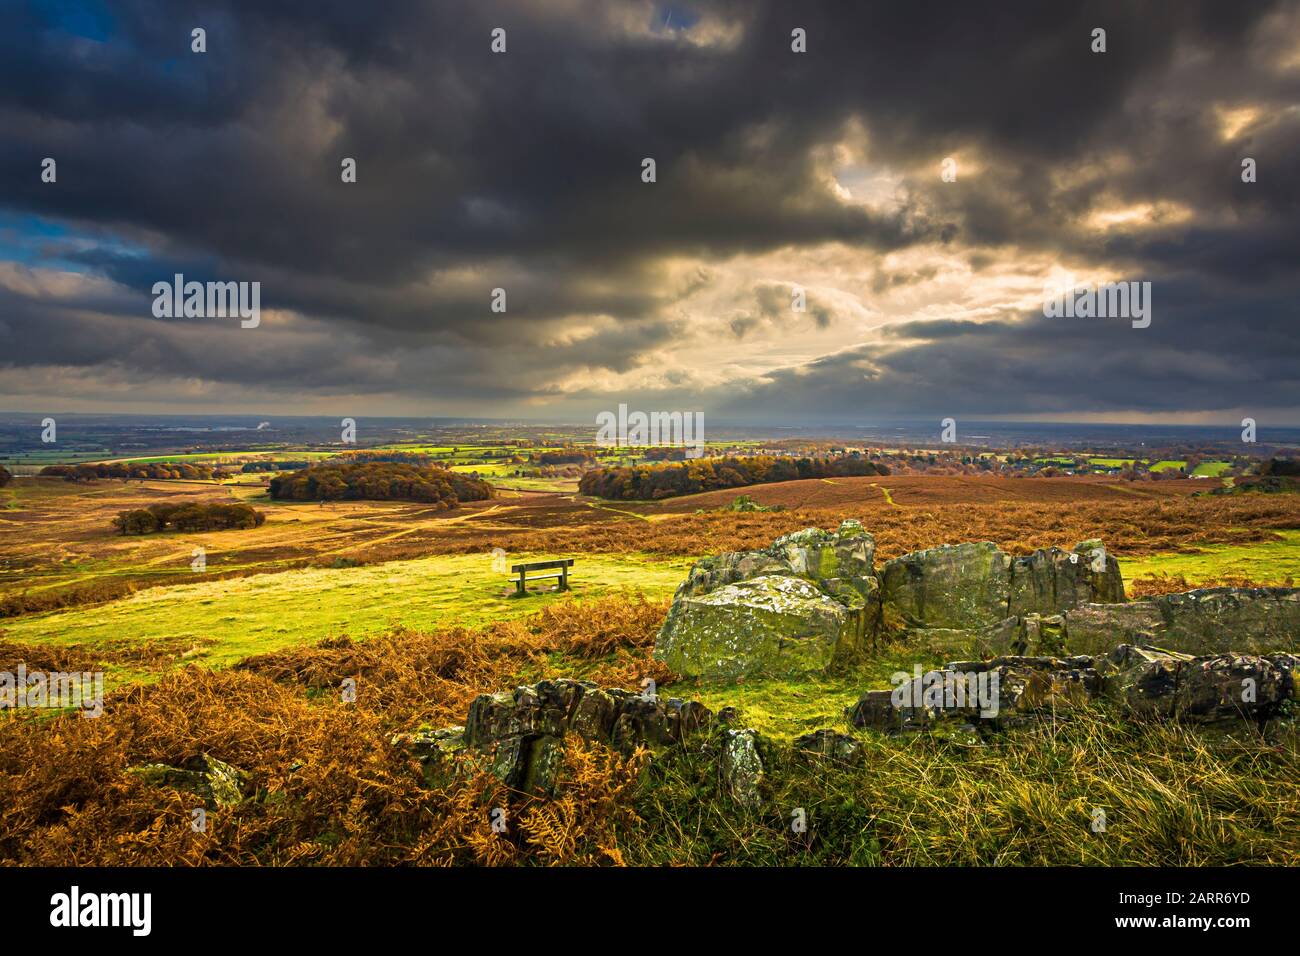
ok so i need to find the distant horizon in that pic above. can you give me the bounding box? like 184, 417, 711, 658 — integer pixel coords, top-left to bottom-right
3, 411, 1300, 431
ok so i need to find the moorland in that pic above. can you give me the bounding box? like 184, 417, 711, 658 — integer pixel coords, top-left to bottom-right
1, 425, 1298, 865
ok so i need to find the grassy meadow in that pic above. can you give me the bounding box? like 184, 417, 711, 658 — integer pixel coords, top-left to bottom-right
1, 467, 1298, 866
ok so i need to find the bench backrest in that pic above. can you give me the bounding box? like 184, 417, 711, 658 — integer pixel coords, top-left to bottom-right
511, 558, 575, 573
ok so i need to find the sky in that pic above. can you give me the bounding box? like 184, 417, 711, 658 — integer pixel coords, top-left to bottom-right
1, 0, 1298, 424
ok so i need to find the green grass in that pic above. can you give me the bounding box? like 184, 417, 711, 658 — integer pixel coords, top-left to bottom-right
634, 712, 1300, 865
495, 477, 579, 492
0, 552, 692, 671
1192, 461, 1231, 477
1123, 531, 1300, 586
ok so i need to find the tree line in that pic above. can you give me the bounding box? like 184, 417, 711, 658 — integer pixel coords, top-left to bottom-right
42, 462, 218, 481
578, 454, 889, 500
268, 461, 494, 506
113, 502, 266, 535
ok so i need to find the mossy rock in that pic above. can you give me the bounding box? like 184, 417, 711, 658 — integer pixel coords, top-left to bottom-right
655, 575, 862, 680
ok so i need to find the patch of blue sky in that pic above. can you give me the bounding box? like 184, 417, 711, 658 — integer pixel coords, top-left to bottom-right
32, 0, 116, 43
0, 213, 149, 273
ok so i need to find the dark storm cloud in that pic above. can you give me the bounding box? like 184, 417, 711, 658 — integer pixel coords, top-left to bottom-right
1, 0, 1297, 418
712, 272, 1300, 420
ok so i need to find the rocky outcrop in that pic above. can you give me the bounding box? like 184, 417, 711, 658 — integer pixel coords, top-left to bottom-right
878, 542, 1013, 630
654, 520, 877, 678
879, 539, 1123, 634
656, 524, 1141, 679
654, 575, 868, 679
1064, 588, 1300, 656
849, 645, 1298, 733
1008, 540, 1124, 615
394, 635, 1296, 812
397, 678, 714, 795
657, 519, 1300, 680
1101, 645, 1298, 721
673, 519, 876, 600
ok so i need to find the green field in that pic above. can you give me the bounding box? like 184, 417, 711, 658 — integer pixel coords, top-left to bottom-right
8, 527, 1298, 696
1044, 457, 1232, 476
1, 551, 692, 675
1124, 530, 1300, 585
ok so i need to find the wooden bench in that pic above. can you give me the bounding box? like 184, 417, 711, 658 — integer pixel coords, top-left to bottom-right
511, 558, 574, 596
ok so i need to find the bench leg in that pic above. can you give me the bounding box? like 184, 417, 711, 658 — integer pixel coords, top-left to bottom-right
560, 567, 569, 591
515, 575, 526, 596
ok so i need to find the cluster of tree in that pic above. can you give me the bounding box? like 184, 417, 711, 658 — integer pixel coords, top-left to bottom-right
1260, 457, 1300, 477
638, 447, 693, 461
534, 446, 596, 465
112, 502, 266, 535
0, 464, 10, 487
268, 461, 494, 506
578, 454, 889, 500
41, 462, 217, 481
241, 460, 313, 472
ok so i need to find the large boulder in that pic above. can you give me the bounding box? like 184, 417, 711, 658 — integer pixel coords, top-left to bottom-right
878, 541, 1012, 630
654, 574, 867, 679
1064, 588, 1300, 656
767, 520, 876, 597
458, 678, 713, 794
850, 644, 1298, 732
1098, 644, 1298, 722
898, 617, 1022, 659
673, 519, 876, 599
1008, 541, 1124, 616
1151, 588, 1300, 655
1059, 601, 1166, 654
